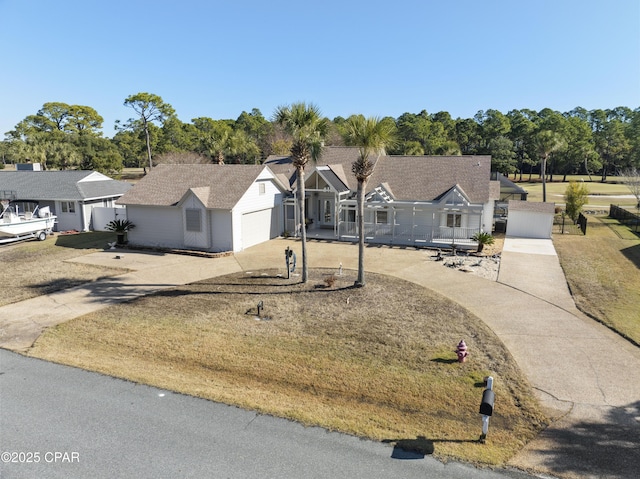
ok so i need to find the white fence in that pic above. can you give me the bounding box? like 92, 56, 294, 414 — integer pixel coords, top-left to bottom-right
91, 207, 128, 231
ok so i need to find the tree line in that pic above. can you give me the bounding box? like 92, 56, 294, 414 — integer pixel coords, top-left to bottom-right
2, 92, 638, 182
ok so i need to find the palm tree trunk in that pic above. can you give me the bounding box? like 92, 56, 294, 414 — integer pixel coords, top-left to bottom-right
542, 155, 548, 202
297, 165, 308, 283
143, 118, 153, 169
355, 178, 366, 287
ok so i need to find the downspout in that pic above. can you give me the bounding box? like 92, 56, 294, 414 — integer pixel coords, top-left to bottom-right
392, 206, 396, 243
411, 206, 415, 243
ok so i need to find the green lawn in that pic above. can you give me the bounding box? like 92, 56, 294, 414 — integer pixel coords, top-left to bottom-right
515, 176, 637, 209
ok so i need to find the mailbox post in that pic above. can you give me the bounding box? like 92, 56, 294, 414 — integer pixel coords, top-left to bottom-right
285, 247, 290, 279
479, 376, 495, 443
285, 247, 297, 279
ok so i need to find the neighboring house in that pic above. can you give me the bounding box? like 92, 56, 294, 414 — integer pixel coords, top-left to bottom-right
116, 164, 288, 253
492, 172, 529, 232
0, 170, 132, 232
506, 200, 555, 239
265, 147, 499, 249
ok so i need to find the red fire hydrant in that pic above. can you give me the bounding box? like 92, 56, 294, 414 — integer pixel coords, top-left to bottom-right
456, 340, 468, 363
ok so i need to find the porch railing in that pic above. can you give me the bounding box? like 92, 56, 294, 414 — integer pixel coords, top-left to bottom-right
432, 226, 477, 244
337, 222, 478, 246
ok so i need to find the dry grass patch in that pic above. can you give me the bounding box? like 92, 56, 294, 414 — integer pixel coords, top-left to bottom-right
0, 232, 126, 307
554, 216, 640, 343
30, 268, 545, 465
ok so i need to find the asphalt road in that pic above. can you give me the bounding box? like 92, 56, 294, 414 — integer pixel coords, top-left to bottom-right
0, 350, 538, 479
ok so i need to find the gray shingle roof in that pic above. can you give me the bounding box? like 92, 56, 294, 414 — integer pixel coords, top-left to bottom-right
265, 147, 492, 203
265, 147, 362, 190
508, 200, 556, 213
116, 164, 276, 209
0, 171, 132, 201
370, 155, 491, 203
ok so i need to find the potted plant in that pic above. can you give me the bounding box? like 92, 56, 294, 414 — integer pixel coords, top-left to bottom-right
471, 231, 495, 253
106, 219, 136, 245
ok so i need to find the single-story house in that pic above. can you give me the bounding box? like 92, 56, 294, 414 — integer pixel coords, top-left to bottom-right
265, 147, 500, 249
0, 170, 132, 232
116, 164, 288, 252
506, 200, 556, 239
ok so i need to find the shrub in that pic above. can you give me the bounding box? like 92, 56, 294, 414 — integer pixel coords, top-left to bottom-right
105, 219, 136, 233
564, 181, 589, 221
471, 231, 495, 253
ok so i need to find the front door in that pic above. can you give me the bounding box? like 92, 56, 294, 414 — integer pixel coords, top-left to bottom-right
318, 197, 333, 227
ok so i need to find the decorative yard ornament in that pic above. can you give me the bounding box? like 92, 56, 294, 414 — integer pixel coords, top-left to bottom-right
456, 340, 468, 362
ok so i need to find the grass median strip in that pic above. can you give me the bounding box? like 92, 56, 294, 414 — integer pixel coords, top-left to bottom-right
29, 268, 545, 465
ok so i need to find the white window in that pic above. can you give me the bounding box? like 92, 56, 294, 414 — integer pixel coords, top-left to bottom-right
185, 208, 201, 232
376, 210, 388, 224
259, 182, 266, 195
61, 201, 76, 213
447, 213, 461, 228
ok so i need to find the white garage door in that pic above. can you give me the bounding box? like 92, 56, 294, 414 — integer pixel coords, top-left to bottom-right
241, 208, 276, 249
506, 211, 553, 239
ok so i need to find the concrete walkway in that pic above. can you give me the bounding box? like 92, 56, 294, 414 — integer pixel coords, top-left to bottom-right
1, 238, 639, 478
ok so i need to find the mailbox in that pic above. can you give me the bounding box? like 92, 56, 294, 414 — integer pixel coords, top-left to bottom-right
479, 389, 495, 416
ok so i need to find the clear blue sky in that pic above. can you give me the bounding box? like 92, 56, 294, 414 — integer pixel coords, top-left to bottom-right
1, 0, 638, 138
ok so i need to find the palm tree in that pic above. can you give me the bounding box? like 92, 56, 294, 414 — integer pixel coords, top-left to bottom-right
344, 115, 397, 287
535, 130, 565, 202
273, 103, 329, 283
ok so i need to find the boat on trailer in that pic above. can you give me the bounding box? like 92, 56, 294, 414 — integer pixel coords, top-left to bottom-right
0, 199, 57, 243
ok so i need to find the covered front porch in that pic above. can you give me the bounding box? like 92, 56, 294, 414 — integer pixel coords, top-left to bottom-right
282, 167, 485, 250
285, 199, 483, 249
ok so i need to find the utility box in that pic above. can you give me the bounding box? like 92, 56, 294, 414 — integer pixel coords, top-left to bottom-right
16, 163, 42, 171
479, 389, 495, 416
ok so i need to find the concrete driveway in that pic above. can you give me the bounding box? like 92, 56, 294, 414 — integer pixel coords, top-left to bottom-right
1, 237, 639, 478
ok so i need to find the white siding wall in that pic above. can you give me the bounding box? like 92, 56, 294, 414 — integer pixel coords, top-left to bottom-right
126, 206, 183, 248
231, 174, 284, 251
182, 195, 209, 249
234, 175, 283, 215
210, 210, 233, 252
55, 201, 82, 232
481, 201, 494, 232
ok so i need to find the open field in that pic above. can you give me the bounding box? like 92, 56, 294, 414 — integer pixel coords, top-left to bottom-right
29, 267, 545, 466
513, 176, 637, 210
554, 216, 640, 344
0, 232, 126, 307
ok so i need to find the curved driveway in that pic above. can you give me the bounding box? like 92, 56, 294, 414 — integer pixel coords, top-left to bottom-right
1, 237, 639, 478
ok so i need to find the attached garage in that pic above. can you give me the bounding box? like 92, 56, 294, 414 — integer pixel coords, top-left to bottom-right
506, 200, 555, 239
241, 208, 279, 249
117, 164, 288, 253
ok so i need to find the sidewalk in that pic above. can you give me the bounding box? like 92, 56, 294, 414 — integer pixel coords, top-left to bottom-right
1, 238, 639, 478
